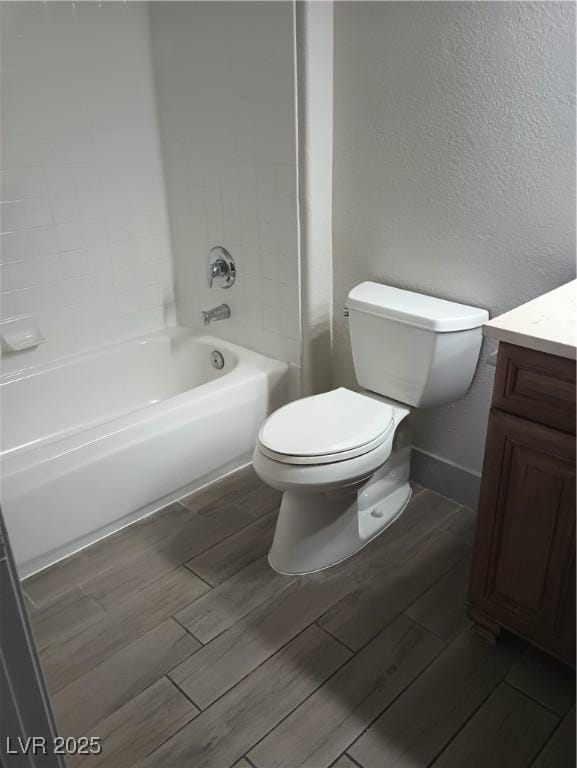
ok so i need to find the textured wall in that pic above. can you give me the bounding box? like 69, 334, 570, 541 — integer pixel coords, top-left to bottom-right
149, 2, 300, 365
0, 2, 174, 374
332, 1, 576, 474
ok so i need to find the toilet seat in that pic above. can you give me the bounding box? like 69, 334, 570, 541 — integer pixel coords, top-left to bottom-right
258, 387, 394, 465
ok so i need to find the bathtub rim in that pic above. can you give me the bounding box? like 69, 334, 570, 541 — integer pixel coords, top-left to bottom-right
1, 326, 288, 464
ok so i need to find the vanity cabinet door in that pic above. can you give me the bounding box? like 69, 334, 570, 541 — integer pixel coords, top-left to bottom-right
469, 408, 576, 664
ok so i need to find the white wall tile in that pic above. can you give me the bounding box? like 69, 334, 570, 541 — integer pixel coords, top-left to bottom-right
35, 254, 62, 284
43, 281, 72, 311
29, 226, 58, 258
0, 168, 47, 200
56, 222, 85, 252
1, 3, 174, 373
60, 249, 89, 279
45, 165, 76, 197
260, 250, 280, 282
150, 1, 299, 364
274, 164, 297, 197
262, 303, 281, 334
0, 201, 28, 232
25, 197, 53, 228
1, 231, 31, 262
68, 276, 94, 304
16, 286, 44, 316
1, 290, 20, 320
51, 194, 78, 224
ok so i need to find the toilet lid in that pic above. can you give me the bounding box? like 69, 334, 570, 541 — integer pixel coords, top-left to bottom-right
258, 387, 394, 463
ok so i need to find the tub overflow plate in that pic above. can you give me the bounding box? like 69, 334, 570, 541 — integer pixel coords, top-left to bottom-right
211, 350, 225, 370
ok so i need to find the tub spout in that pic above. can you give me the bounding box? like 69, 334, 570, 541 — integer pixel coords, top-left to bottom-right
201, 303, 231, 325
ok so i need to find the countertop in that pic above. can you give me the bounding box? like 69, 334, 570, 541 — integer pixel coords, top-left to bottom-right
483, 280, 577, 360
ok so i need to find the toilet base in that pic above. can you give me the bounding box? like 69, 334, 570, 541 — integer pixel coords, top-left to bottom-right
268, 464, 412, 576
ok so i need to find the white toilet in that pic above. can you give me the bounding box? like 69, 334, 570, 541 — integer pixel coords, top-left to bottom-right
253, 281, 488, 575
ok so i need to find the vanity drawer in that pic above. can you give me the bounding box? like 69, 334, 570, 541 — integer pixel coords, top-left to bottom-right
493, 343, 576, 434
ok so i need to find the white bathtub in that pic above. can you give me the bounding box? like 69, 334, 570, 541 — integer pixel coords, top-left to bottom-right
1, 327, 288, 577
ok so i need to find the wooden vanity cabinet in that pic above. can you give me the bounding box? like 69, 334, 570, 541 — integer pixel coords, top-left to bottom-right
469, 342, 576, 666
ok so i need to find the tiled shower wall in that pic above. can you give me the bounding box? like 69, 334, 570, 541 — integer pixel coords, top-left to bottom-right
0, 2, 174, 374
149, 2, 300, 365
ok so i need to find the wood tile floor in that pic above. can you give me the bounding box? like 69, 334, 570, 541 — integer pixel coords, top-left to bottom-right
23, 467, 576, 768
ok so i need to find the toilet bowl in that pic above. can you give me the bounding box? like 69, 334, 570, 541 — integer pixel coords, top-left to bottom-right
253, 388, 411, 574
254, 281, 489, 575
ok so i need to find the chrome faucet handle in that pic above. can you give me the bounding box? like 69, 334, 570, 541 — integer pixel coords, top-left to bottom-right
207, 246, 236, 289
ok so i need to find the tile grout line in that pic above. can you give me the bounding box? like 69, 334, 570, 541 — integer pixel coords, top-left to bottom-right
148, 622, 353, 764
319, 552, 461, 658
171, 614, 206, 647
76, 674, 198, 765
526, 710, 569, 768
33, 488, 265, 613
181, 563, 216, 591
344, 625, 469, 761
313, 621, 357, 654
245, 618, 447, 768
341, 753, 364, 768
168, 615, 325, 714
83, 509, 261, 610
164, 673, 203, 714
235, 625, 356, 766
503, 680, 566, 718
400, 609, 472, 644
426, 651, 525, 768
182, 507, 280, 588
175, 571, 298, 649
403, 551, 474, 624
141, 681, 208, 761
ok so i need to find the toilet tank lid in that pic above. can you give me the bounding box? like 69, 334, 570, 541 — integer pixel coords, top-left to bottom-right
346, 282, 489, 332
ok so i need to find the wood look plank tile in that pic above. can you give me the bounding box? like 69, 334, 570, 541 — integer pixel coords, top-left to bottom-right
81, 504, 252, 608
532, 706, 576, 768
405, 554, 472, 641
180, 465, 281, 519
171, 491, 466, 709
53, 618, 200, 736
432, 684, 558, 768
170, 573, 345, 709
22, 502, 193, 608
24, 466, 268, 609
349, 630, 520, 768
178, 466, 262, 512
175, 489, 444, 648
249, 615, 443, 768
144, 626, 351, 768
27, 472, 568, 768
175, 556, 292, 645
506, 647, 576, 716
41, 567, 209, 693
72, 678, 199, 768
29, 587, 105, 652
318, 503, 473, 651
186, 510, 278, 586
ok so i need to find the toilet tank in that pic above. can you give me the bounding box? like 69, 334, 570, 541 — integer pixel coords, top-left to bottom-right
346, 282, 489, 408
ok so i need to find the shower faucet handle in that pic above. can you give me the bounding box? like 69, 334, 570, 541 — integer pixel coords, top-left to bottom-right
207, 246, 236, 289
